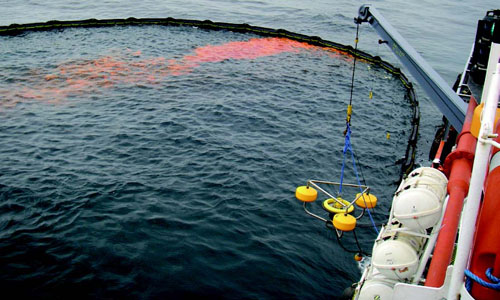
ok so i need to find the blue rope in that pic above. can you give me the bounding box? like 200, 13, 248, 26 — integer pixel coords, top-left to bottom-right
465, 268, 500, 291
339, 123, 352, 195
339, 123, 379, 234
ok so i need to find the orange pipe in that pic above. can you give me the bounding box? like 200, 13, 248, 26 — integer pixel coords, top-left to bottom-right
435, 140, 445, 161
432, 140, 446, 168
425, 97, 477, 287
469, 122, 500, 300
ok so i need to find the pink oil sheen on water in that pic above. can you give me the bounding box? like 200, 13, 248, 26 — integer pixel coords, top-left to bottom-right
0, 37, 342, 108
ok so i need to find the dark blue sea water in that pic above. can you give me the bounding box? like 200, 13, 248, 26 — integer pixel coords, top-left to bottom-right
0, 1, 497, 299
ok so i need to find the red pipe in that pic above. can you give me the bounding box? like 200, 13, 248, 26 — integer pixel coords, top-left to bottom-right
425, 97, 478, 287
469, 122, 500, 300
432, 140, 445, 168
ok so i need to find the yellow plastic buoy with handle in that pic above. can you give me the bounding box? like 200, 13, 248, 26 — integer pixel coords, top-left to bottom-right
295, 186, 317, 202
323, 197, 354, 214
333, 213, 356, 231
355, 193, 377, 209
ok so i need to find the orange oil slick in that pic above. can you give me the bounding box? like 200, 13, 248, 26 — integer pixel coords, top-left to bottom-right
0, 37, 341, 108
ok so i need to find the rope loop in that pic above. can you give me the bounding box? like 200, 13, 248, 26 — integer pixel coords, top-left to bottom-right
465, 268, 500, 291
486, 268, 500, 283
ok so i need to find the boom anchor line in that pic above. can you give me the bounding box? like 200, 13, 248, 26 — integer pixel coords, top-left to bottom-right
295, 22, 380, 258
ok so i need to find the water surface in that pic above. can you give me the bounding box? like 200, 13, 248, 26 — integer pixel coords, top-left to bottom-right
0, 1, 497, 298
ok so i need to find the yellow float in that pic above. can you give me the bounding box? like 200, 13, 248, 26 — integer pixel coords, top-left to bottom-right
295, 186, 318, 202
333, 213, 356, 231
355, 193, 377, 209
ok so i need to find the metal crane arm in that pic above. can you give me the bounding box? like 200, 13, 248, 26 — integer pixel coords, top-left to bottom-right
357, 4, 467, 131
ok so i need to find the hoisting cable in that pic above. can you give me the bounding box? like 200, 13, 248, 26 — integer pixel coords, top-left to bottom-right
346, 22, 360, 126
339, 21, 379, 235
353, 146, 368, 188
367, 40, 379, 100
339, 20, 360, 193
328, 222, 367, 255
368, 39, 387, 100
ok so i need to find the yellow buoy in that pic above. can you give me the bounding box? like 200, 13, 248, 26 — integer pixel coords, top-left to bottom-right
386, 132, 390, 140
354, 253, 363, 262
295, 186, 318, 202
355, 193, 377, 209
333, 213, 356, 231
323, 197, 354, 214
471, 103, 500, 138
369, 90, 373, 99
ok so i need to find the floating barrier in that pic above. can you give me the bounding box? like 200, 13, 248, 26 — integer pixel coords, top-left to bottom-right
0, 17, 419, 178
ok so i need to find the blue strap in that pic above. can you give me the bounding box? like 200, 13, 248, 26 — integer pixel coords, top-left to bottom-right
465, 268, 500, 291
339, 123, 379, 234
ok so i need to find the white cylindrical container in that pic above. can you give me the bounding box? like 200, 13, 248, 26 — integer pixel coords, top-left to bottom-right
393, 167, 448, 230
357, 279, 394, 300
371, 226, 425, 280
399, 167, 448, 199
358, 268, 397, 300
